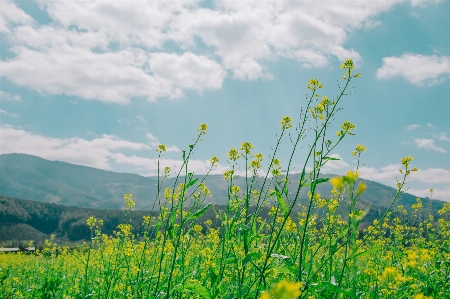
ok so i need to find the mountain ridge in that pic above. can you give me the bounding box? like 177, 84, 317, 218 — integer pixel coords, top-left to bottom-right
0, 153, 444, 211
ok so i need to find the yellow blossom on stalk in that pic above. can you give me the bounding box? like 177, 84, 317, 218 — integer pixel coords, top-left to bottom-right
260, 281, 302, 299
401, 155, 414, 168
210, 156, 219, 166
117, 224, 132, 236
377, 266, 411, 290
124, 194, 135, 209
241, 141, 253, 154
330, 170, 360, 190
164, 187, 173, 199
156, 144, 166, 153
280, 116, 293, 130
340, 59, 354, 70
223, 169, 235, 180
307, 78, 323, 91
231, 185, 240, 194
346, 170, 359, 183
197, 123, 208, 135
413, 294, 433, 299
336, 120, 356, 137
87, 216, 97, 229
356, 182, 367, 196
342, 120, 356, 133
142, 215, 151, 226
352, 144, 366, 156
330, 176, 344, 189
340, 59, 356, 77
163, 166, 171, 178
271, 158, 282, 176
227, 148, 242, 161
251, 153, 264, 169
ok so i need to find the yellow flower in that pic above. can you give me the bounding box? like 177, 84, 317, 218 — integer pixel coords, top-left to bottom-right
223, 169, 235, 180
227, 148, 242, 161
251, 153, 264, 169
156, 144, 166, 153
356, 182, 367, 196
401, 155, 414, 167
307, 79, 324, 91
346, 170, 359, 183
86, 216, 97, 229
209, 156, 219, 166
340, 59, 354, 70
330, 176, 344, 189
261, 281, 302, 299
124, 193, 135, 209
280, 116, 293, 130
352, 144, 366, 156
197, 123, 208, 134
241, 141, 254, 154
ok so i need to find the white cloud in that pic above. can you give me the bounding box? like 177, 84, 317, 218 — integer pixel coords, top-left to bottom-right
407, 188, 450, 202
437, 133, 450, 141
0, 125, 152, 169
321, 154, 350, 172
364, 20, 382, 30
406, 124, 420, 130
0, 109, 18, 117
410, 168, 450, 184
0, 124, 226, 176
359, 164, 401, 183
136, 116, 147, 124
0, 0, 34, 33
360, 164, 450, 185
410, 0, 443, 7
414, 138, 447, 153
150, 52, 226, 91
2, 0, 441, 102
0, 91, 22, 102
376, 54, 450, 86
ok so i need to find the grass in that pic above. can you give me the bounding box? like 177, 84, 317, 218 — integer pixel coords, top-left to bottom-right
1, 60, 449, 299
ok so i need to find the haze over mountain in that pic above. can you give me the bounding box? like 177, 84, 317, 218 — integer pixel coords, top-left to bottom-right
0, 153, 445, 212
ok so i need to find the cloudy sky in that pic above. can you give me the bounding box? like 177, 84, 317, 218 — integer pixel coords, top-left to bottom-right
1, 0, 449, 201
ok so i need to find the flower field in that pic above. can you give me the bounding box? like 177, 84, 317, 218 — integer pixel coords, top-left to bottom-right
1, 60, 449, 299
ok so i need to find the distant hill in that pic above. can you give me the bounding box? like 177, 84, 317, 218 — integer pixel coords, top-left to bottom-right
0, 153, 445, 214
0, 195, 160, 244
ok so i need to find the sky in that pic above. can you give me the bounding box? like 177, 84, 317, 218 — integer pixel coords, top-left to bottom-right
0, 0, 449, 201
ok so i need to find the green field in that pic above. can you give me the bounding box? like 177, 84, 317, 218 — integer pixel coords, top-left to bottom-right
1, 61, 449, 299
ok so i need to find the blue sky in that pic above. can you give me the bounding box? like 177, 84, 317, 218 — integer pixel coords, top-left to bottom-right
1, 0, 449, 201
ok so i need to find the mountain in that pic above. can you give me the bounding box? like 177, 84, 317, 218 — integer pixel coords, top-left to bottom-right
0, 154, 445, 214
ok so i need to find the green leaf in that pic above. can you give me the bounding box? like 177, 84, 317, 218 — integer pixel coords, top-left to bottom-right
316, 282, 353, 297
323, 156, 340, 161
183, 283, 212, 299
183, 203, 212, 224
185, 178, 199, 190
275, 186, 288, 217
311, 177, 329, 191
224, 257, 237, 264
209, 267, 219, 286
167, 224, 175, 240
348, 246, 381, 260
273, 266, 296, 275
242, 252, 260, 267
